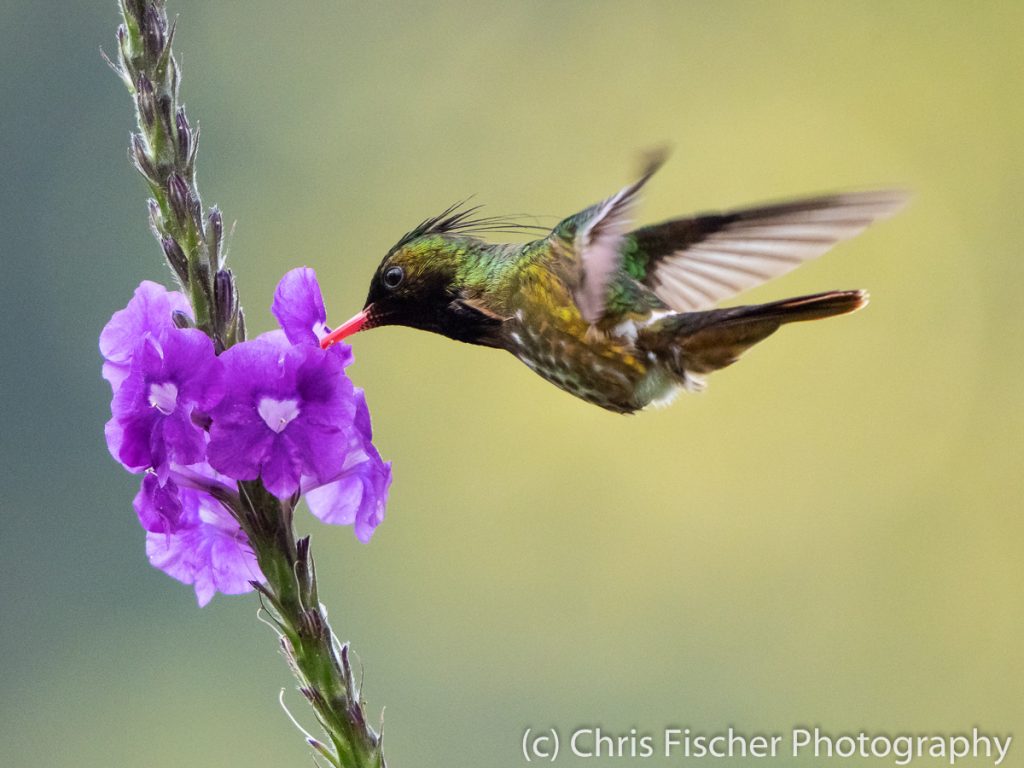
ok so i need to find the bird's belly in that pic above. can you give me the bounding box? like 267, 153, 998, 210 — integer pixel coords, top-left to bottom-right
505, 322, 673, 413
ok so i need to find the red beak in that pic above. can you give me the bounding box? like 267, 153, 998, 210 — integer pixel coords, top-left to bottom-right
320, 308, 371, 349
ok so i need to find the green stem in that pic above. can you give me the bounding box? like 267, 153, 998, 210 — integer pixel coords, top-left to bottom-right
110, 0, 231, 343
239, 481, 384, 768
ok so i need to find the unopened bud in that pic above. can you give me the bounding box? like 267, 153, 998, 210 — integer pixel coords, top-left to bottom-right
161, 236, 189, 284
129, 133, 158, 183
166, 173, 190, 224
147, 198, 162, 238
141, 6, 165, 60
205, 207, 223, 267
214, 269, 235, 329
194, 262, 214, 310
340, 642, 353, 678
122, 0, 145, 25
164, 39, 180, 95
135, 75, 155, 128
175, 108, 191, 163
116, 21, 133, 73
157, 94, 174, 144
235, 308, 247, 343
171, 310, 193, 329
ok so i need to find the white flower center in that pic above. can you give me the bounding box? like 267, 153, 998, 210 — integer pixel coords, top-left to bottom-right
148, 381, 179, 415
258, 397, 301, 434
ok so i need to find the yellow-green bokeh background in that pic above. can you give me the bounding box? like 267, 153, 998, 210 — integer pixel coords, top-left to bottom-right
2, 2, 1021, 766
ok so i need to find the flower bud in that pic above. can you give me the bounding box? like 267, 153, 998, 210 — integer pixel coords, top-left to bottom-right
121, 0, 145, 25
165, 44, 180, 97
161, 236, 189, 284
172, 310, 194, 329
147, 198, 162, 238
104, 29, 131, 85
157, 94, 175, 146
195, 262, 214, 310
235, 308, 247, 343
141, 6, 165, 60
135, 75, 156, 129
166, 173, 191, 225
214, 269, 235, 330
175, 108, 191, 163
129, 133, 158, 183
205, 207, 223, 268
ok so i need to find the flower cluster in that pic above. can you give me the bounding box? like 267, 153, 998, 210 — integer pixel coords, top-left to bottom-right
101, 269, 391, 605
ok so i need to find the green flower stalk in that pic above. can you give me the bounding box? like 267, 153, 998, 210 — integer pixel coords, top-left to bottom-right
107, 0, 236, 345
106, 2, 387, 766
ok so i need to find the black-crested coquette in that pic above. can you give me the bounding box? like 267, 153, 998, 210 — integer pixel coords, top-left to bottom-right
324, 158, 906, 413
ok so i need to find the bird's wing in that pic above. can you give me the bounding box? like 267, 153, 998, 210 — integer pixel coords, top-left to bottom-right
568, 154, 665, 324
625, 190, 908, 313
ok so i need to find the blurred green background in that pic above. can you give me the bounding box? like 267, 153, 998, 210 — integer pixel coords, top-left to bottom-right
2, 2, 1021, 766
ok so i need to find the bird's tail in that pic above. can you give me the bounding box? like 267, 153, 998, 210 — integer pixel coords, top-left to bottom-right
646, 290, 868, 377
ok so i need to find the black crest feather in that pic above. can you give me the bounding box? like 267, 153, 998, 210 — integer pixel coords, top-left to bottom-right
392, 200, 548, 252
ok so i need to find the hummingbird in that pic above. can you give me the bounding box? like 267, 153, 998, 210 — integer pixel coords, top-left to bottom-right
321, 158, 907, 413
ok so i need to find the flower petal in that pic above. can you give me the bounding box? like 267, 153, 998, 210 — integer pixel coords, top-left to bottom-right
258, 436, 303, 498
161, 328, 224, 409
134, 474, 184, 533
207, 407, 276, 483
272, 267, 328, 347
305, 438, 391, 542
209, 340, 356, 494
271, 267, 354, 365
100, 281, 191, 391
108, 330, 220, 476
144, 490, 263, 607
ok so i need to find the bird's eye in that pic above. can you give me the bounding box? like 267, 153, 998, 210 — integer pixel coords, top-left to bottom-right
382, 265, 404, 289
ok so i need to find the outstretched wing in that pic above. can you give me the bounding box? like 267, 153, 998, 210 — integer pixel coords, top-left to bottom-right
563, 153, 666, 324
627, 190, 908, 313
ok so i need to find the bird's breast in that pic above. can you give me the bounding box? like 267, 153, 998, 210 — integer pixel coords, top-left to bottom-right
503, 308, 670, 413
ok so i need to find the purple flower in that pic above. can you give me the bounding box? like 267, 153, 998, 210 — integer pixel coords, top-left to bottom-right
304, 436, 390, 542
145, 483, 263, 607
305, 392, 390, 542
100, 281, 192, 391
133, 461, 238, 534
107, 328, 223, 479
207, 337, 358, 498
134, 473, 184, 533
134, 462, 261, 606
102, 268, 390, 608
273, 267, 353, 365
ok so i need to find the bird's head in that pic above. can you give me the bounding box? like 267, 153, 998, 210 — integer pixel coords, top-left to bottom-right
321, 205, 520, 349
358, 235, 463, 334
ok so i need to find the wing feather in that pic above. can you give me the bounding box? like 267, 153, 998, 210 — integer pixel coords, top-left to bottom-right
639, 189, 908, 312
573, 153, 667, 323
